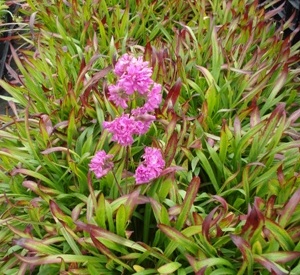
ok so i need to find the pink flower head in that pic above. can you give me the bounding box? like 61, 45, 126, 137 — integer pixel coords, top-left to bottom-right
133, 114, 156, 135
117, 56, 153, 95
135, 147, 165, 184
107, 84, 129, 108
89, 150, 114, 178
103, 114, 151, 146
114, 54, 134, 76
143, 83, 162, 112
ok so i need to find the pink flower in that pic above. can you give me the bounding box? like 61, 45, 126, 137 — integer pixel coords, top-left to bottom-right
103, 114, 150, 146
135, 147, 165, 184
89, 150, 114, 178
134, 165, 158, 185
143, 147, 165, 168
117, 56, 153, 95
133, 114, 156, 135
107, 84, 129, 108
143, 83, 162, 112
114, 54, 134, 76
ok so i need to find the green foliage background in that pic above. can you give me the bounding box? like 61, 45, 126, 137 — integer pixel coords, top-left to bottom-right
0, 0, 300, 274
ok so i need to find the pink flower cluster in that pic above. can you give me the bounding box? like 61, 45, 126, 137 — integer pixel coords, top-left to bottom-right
89, 54, 165, 185
89, 150, 114, 178
103, 114, 155, 146
135, 147, 165, 184
104, 54, 162, 146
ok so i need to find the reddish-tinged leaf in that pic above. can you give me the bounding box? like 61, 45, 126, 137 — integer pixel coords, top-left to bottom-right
189, 139, 202, 149
264, 1, 285, 20
49, 200, 74, 228
202, 207, 220, 240
287, 108, 300, 126
193, 213, 204, 226
90, 234, 133, 271
149, 197, 162, 221
268, 103, 286, 122
195, 267, 207, 275
22, 180, 43, 196
231, 234, 253, 274
75, 221, 147, 253
250, 101, 260, 128
15, 254, 104, 265
176, 176, 200, 230
186, 254, 207, 274
241, 202, 264, 240
265, 219, 294, 251
11, 169, 56, 189
7, 225, 32, 239
158, 224, 199, 255
77, 57, 86, 83
221, 64, 252, 74
202, 196, 228, 240
81, 66, 112, 94
261, 251, 300, 264
39, 114, 53, 135
41, 147, 70, 154
144, 42, 153, 63
234, 116, 241, 136
211, 195, 228, 213
279, 188, 300, 228
254, 255, 288, 275
162, 78, 182, 112
71, 203, 83, 221
75, 54, 101, 88
165, 110, 179, 139
160, 165, 185, 176
266, 195, 276, 219
124, 189, 141, 218
13, 238, 61, 255
288, 225, 300, 241
195, 66, 215, 86
277, 165, 285, 186
165, 131, 178, 167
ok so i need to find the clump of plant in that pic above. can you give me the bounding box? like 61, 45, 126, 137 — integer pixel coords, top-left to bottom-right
1, 0, 300, 274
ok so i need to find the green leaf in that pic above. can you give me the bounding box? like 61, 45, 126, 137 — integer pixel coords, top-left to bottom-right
261, 251, 300, 264
59, 227, 82, 255
157, 262, 182, 274
76, 221, 146, 253
158, 224, 199, 255
195, 150, 219, 192
15, 254, 107, 265
116, 204, 126, 237
12, 168, 57, 190
176, 176, 200, 230
13, 238, 61, 255
67, 109, 77, 147
231, 234, 253, 275
279, 188, 300, 228
265, 219, 294, 251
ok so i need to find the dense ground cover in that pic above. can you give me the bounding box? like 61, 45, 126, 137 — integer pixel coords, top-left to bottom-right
1, 0, 300, 274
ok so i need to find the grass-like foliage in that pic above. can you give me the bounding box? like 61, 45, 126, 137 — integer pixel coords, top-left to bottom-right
1, 0, 300, 274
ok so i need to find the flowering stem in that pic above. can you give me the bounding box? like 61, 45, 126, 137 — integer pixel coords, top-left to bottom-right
142, 181, 159, 243
125, 145, 130, 194
112, 170, 123, 196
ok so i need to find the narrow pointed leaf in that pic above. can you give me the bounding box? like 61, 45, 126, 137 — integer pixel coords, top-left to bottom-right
265, 219, 294, 251
116, 204, 126, 237
176, 176, 200, 230
158, 224, 199, 255
279, 188, 300, 228
157, 262, 182, 274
